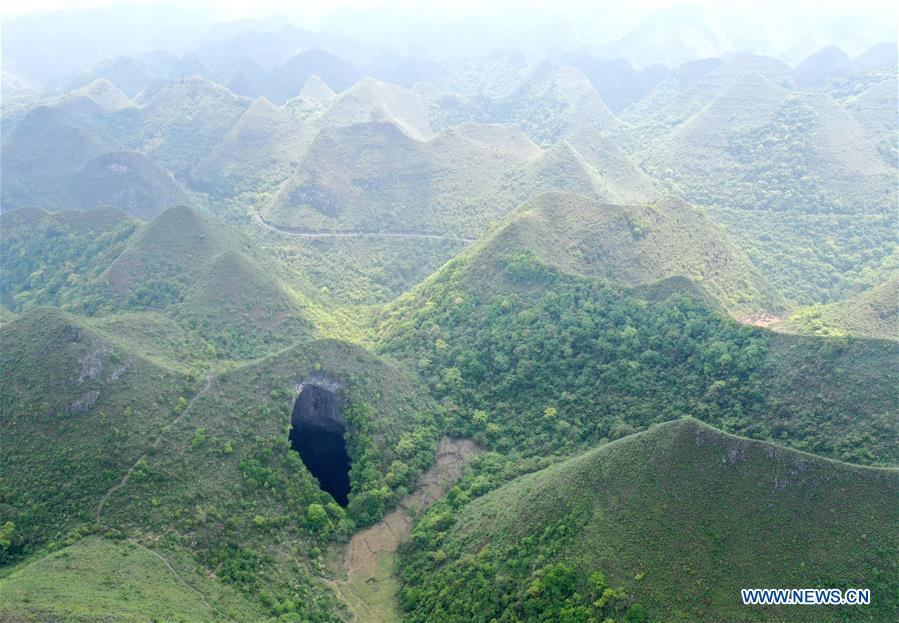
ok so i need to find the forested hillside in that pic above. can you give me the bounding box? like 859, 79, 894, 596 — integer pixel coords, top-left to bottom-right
1, 7, 896, 623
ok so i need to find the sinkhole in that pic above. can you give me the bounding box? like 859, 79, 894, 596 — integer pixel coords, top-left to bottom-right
289, 383, 351, 507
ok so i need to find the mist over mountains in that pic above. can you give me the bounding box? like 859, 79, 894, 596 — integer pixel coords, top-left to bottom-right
1, 3, 897, 622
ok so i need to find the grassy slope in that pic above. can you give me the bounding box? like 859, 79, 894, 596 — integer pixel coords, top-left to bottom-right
2, 204, 359, 366
776, 276, 898, 340
135, 77, 251, 176
0, 310, 442, 620
0, 105, 120, 210
0, 537, 261, 623
314, 77, 433, 141
266, 120, 656, 239
631, 55, 894, 215
100, 205, 346, 362
473, 191, 783, 316
0, 309, 187, 555
400, 418, 898, 622
754, 332, 898, 464
90, 337, 440, 621
424, 62, 618, 147
266, 120, 534, 236
0, 206, 139, 313
262, 233, 468, 306
191, 96, 317, 197
68, 150, 191, 219
625, 58, 897, 306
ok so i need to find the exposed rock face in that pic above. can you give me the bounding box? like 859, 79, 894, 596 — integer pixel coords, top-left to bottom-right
291, 379, 344, 433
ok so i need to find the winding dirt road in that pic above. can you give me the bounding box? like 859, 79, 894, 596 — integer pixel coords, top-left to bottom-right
253, 211, 475, 242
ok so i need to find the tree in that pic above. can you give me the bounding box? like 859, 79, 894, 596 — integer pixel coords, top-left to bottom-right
0, 521, 15, 560
305, 503, 329, 533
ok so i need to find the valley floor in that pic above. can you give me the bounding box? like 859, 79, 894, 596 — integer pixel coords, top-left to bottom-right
329, 438, 480, 623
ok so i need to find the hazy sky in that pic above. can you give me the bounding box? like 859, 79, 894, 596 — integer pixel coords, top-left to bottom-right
2, 0, 896, 21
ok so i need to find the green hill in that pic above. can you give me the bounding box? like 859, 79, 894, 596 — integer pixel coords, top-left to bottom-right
267, 49, 362, 103
794, 45, 851, 84
1, 205, 343, 363
501, 63, 619, 145
136, 77, 251, 176
376, 194, 896, 465
191, 96, 316, 196
564, 126, 658, 204
0, 536, 261, 622
624, 54, 794, 127
67, 150, 190, 219
846, 75, 897, 146
266, 120, 536, 235
467, 192, 783, 316
710, 208, 897, 306
400, 418, 898, 623
297, 74, 337, 106
425, 63, 619, 147
101, 204, 244, 292
0, 303, 441, 620
101, 205, 331, 360
314, 77, 433, 140
61, 53, 177, 98
0, 206, 139, 313
266, 121, 656, 238
777, 276, 898, 340
635, 70, 894, 214
0, 105, 120, 210
0, 309, 186, 556
64, 78, 134, 113
0, 100, 188, 218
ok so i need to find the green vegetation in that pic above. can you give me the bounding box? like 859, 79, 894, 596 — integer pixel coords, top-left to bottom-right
2, 204, 360, 364
0, 536, 261, 622
725, 98, 834, 211
463, 192, 783, 316
400, 419, 898, 622
0, 309, 187, 559
713, 208, 897, 305
377, 199, 897, 465
1, 207, 139, 313
266, 233, 467, 305
265, 121, 651, 240
426, 64, 617, 146
777, 276, 898, 340
1, 34, 897, 623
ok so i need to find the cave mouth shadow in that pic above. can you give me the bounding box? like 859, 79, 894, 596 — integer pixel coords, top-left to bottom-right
289, 384, 351, 507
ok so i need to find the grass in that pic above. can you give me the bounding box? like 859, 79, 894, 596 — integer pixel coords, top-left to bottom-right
1, 54, 897, 623
0, 536, 260, 622
712, 208, 897, 306
0, 309, 188, 557
376, 207, 897, 466
777, 277, 898, 340
262, 233, 468, 306
472, 191, 784, 316
264, 119, 654, 242
400, 418, 899, 622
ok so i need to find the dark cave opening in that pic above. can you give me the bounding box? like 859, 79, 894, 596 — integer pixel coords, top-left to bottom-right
289, 384, 351, 507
